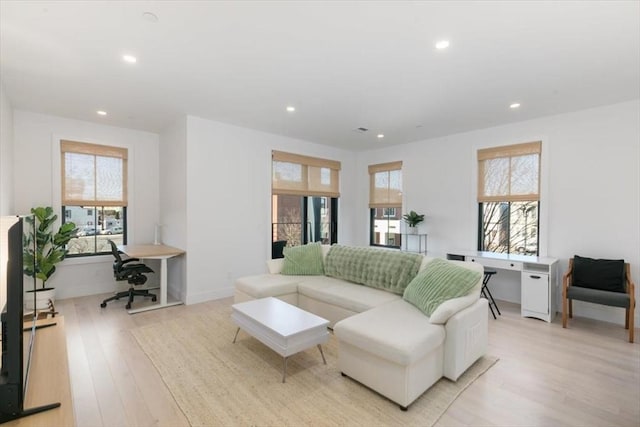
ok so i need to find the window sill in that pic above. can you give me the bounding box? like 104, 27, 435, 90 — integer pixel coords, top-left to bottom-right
62, 254, 112, 266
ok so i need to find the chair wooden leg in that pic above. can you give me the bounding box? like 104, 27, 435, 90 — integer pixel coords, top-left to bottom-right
625, 308, 629, 329
629, 305, 634, 343
569, 300, 573, 318
562, 296, 568, 328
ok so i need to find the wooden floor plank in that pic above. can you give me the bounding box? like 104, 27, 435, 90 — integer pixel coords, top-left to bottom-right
55, 295, 639, 427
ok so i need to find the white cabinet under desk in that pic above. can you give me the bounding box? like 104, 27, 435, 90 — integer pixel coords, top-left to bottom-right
447, 250, 558, 322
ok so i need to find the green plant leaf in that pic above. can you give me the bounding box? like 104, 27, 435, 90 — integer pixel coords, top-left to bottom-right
24, 206, 73, 288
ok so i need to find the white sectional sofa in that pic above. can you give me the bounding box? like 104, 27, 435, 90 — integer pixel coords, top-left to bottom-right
234, 244, 488, 410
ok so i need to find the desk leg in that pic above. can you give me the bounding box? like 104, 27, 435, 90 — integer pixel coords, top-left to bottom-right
127, 256, 183, 314
160, 257, 168, 305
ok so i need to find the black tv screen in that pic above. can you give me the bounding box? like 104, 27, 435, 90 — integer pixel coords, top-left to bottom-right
0, 216, 26, 420
1, 215, 60, 422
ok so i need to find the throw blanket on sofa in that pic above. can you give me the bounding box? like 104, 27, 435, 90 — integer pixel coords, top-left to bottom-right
324, 245, 423, 295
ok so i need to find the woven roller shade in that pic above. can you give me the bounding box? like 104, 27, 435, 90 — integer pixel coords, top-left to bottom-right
477, 141, 541, 203
61, 140, 128, 206
272, 150, 341, 197
369, 161, 403, 208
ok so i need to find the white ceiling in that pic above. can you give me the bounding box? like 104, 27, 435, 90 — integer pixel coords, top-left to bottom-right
1, 1, 639, 151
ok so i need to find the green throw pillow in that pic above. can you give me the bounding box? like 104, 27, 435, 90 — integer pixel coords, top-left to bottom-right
403, 258, 481, 316
280, 242, 325, 275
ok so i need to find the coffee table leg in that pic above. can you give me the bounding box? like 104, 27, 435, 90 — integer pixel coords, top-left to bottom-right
318, 344, 327, 364
232, 327, 240, 343
282, 357, 288, 383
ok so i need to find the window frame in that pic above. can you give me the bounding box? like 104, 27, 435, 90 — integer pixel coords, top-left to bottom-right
60, 140, 129, 257
477, 141, 542, 255
368, 161, 403, 249
271, 151, 340, 252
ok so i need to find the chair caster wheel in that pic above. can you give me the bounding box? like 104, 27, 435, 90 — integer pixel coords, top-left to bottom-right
152, 297, 157, 302
126, 304, 131, 309
100, 302, 107, 308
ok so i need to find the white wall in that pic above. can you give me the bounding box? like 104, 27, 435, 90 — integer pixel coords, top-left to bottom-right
356, 100, 640, 326
181, 116, 357, 304
0, 81, 14, 216
0, 80, 14, 313
12, 111, 161, 299
5, 99, 638, 328
159, 117, 188, 302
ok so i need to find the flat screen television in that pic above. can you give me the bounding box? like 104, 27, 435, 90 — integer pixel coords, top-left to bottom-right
0, 216, 60, 422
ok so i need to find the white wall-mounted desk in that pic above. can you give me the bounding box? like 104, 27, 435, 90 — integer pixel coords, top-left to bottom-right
118, 244, 185, 314
447, 250, 558, 322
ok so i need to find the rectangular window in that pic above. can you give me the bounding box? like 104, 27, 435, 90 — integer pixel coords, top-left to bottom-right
478, 142, 540, 255
383, 207, 397, 218
271, 151, 340, 255
369, 161, 402, 248
61, 140, 128, 256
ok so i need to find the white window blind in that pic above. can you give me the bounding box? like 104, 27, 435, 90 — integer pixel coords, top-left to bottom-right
61, 140, 128, 206
368, 161, 403, 208
477, 141, 541, 203
272, 150, 341, 197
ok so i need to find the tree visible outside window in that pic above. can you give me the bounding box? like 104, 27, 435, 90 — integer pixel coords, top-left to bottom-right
478, 142, 541, 255
369, 161, 402, 248
61, 140, 128, 256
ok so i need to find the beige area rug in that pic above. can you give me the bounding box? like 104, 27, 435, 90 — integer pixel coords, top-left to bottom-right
132, 307, 498, 427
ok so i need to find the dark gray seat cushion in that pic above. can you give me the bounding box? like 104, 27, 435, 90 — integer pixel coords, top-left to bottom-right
567, 286, 630, 308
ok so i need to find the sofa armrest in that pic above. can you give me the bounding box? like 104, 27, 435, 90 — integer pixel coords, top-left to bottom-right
443, 298, 488, 381
266, 258, 285, 274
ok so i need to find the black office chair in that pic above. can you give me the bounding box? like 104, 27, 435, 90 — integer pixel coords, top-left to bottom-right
101, 240, 156, 309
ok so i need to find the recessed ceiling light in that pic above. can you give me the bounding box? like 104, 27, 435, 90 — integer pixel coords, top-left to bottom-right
377, 134, 385, 139
122, 54, 137, 64
97, 110, 107, 116
286, 106, 296, 112
435, 40, 450, 50
510, 103, 521, 109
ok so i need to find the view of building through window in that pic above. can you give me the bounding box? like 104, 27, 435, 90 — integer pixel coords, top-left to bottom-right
479, 201, 538, 255
272, 195, 336, 247
66, 206, 125, 255
371, 207, 401, 247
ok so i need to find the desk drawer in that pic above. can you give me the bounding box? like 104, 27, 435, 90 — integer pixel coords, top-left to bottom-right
467, 257, 522, 271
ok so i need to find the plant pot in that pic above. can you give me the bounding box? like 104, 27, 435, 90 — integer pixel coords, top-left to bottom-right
407, 226, 418, 235
25, 287, 55, 311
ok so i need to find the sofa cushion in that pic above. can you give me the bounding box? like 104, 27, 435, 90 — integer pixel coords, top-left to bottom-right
403, 258, 481, 316
324, 245, 423, 294
572, 255, 626, 293
235, 274, 302, 298
334, 299, 445, 366
281, 242, 325, 275
298, 277, 401, 313
428, 260, 484, 324
567, 286, 630, 308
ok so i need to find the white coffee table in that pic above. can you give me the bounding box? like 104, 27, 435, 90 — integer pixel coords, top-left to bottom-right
231, 297, 329, 383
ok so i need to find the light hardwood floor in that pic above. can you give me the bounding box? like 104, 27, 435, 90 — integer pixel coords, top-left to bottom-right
56, 295, 640, 427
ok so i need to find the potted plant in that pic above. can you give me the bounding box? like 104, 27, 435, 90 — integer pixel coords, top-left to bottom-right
402, 210, 425, 234
23, 206, 77, 310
